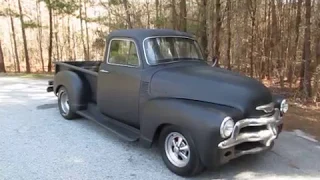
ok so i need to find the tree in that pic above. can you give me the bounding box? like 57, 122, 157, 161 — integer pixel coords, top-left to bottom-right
313, 3, 320, 101
0, 3, 21, 72
199, 0, 207, 59
215, 0, 222, 61
247, 0, 257, 77
17, 0, 31, 73
155, 0, 160, 28
48, 0, 53, 72
226, 0, 232, 70
171, 0, 177, 30
179, 0, 187, 32
79, 0, 88, 60
10, 14, 20, 72
36, 0, 44, 72
0, 39, 5, 73
122, 0, 132, 28
302, 0, 312, 98
84, 0, 90, 59
288, 0, 302, 87
42, 0, 78, 71
270, 0, 280, 83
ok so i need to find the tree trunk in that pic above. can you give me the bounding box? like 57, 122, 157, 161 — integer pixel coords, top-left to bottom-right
215, 0, 221, 61
79, 0, 88, 60
226, 0, 232, 70
123, 0, 133, 29
271, 0, 280, 83
248, 0, 256, 77
10, 16, 20, 73
72, 30, 77, 60
302, 0, 312, 98
84, 0, 90, 60
313, 35, 320, 102
171, 0, 177, 30
276, 0, 284, 88
55, 31, 60, 61
48, 0, 53, 72
0, 39, 5, 73
18, 0, 30, 73
288, 0, 302, 88
67, 16, 72, 60
36, 0, 44, 72
266, 1, 271, 80
179, 0, 187, 32
312, 4, 320, 101
155, 0, 160, 28
200, 0, 208, 59
146, 0, 150, 28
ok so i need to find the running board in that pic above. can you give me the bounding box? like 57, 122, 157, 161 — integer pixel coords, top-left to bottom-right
77, 104, 140, 142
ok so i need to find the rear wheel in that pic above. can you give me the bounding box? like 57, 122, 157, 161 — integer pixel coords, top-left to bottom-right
159, 125, 204, 176
58, 86, 77, 120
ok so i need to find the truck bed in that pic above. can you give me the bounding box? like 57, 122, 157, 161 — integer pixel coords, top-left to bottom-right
54, 61, 102, 103
55, 61, 102, 73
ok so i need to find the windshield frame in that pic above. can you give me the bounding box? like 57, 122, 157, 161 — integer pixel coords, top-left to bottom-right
142, 36, 204, 66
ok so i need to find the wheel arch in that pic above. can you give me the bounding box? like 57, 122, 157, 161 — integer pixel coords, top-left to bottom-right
55, 84, 63, 96
53, 71, 87, 111
139, 98, 241, 168
152, 123, 171, 144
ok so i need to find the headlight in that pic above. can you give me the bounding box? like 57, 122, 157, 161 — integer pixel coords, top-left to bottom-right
280, 99, 289, 113
220, 117, 235, 138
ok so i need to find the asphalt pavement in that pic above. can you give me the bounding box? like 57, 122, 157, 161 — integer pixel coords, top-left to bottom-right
0, 76, 320, 180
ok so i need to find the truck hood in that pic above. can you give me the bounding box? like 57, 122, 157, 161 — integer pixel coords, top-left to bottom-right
150, 64, 272, 114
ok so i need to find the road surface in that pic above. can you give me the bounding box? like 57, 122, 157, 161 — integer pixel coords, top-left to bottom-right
0, 76, 319, 180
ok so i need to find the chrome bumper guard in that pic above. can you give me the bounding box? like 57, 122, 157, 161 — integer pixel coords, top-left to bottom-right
218, 109, 282, 150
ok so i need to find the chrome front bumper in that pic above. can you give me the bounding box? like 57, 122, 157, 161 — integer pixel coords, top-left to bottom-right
218, 109, 282, 151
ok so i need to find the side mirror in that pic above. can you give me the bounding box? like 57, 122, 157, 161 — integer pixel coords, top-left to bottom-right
211, 56, 218, 67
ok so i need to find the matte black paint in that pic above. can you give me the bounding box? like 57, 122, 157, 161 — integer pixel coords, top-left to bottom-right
54, 70, 88, 111
78, 103, 140, 141
150, 62, 273, 117
51, 29, 284, 169
97, 63, 142, 128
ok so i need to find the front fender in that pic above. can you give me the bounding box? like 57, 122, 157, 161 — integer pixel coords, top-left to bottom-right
54, 71, 88, 111
140, 98, 242, 168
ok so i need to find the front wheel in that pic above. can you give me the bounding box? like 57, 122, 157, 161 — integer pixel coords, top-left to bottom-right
58, 86, 77, 120
159, 126, 204, 176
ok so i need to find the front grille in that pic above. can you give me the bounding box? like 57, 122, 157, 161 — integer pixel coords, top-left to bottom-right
235, 142, 264, 151
249, 109, 274, 118
239, 125, 268, 133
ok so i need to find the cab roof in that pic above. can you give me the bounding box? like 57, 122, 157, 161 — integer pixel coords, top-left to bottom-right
107, 29, 194, 40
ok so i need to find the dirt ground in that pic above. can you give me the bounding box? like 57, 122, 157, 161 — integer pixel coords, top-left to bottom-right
265, 81, 320, 141
284, 103, 320, 141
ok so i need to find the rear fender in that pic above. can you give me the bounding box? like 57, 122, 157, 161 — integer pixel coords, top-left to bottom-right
54, 71, 87, 111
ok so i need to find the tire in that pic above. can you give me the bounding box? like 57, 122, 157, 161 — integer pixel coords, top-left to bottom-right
58, 86, 77, 120
159, 125, 204, 176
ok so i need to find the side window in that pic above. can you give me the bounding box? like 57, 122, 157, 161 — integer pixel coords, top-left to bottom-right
108, 39, 139, 66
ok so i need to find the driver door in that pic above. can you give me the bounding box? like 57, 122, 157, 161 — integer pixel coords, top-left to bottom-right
97, 38, 141, 128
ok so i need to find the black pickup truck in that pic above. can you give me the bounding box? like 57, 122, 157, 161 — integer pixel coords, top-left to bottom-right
47, 29, 288, 176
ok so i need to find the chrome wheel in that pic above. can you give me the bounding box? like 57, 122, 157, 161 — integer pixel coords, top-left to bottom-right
60, 91, 70, 115
165, 132, 190, 167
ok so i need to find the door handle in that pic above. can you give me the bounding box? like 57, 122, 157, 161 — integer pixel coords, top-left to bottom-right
100, 70, 109, 73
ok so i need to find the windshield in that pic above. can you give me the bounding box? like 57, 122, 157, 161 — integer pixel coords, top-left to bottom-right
144, 37, 204, 65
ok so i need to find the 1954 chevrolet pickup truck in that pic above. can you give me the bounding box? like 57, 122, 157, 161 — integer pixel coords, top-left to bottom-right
47, 29, 288, 176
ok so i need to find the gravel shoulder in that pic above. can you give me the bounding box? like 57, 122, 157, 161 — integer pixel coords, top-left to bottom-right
0, 77, 319, 180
